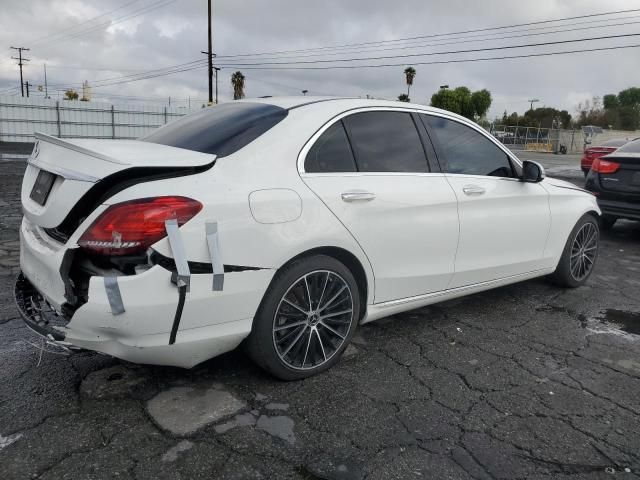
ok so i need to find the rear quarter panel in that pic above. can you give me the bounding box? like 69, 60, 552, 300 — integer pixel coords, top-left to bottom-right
97, 108, 377, 305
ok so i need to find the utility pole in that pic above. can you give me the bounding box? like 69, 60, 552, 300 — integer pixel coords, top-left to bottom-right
10, 46, 30, 97
214, 66, 220, 104
528, 98, 539, 111
207, 0, 213, 104
25, 80, 30, 97
43, 64, 48, 98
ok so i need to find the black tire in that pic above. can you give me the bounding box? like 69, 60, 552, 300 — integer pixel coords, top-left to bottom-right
551, 214, 599, 288
599, 215, 617, 231
246, 255, 360, 380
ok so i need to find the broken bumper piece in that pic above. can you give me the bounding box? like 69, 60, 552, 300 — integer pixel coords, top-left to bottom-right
14, 273, 69, 343
15, 265, 275, 368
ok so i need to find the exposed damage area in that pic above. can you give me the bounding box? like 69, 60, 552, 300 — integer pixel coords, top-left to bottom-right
15, 131, 276, 368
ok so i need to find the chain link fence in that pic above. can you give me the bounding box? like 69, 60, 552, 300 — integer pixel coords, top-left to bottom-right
489, 124, 640, 154
0, 95, 195, 144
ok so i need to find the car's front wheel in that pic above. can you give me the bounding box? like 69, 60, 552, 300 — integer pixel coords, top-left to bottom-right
246, 255, 360, 380
551, 214, 599, 288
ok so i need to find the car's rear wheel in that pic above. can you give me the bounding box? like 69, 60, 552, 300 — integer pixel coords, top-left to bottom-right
552, 214, 599, 288
246, 255, 360, 380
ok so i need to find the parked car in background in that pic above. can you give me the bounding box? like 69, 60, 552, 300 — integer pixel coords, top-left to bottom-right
16, 97, 601, 380
585, 138, 640, 230
581, 138, 631, 177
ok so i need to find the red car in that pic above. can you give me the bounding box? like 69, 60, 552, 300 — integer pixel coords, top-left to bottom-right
581, 139, 630, 177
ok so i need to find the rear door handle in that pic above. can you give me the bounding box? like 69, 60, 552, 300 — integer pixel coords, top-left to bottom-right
462, 185, 486, 196
341, 191, 376, 202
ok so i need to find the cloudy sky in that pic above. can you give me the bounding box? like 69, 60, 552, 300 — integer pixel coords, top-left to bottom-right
0, 0, 638, 119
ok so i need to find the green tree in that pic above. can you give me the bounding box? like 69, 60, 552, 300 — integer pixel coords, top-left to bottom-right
231, 71, 245, 100
603, 94, 619, 110
430, 85, 492, 121
64, 89, 79, 100
471, 89, 492, 119
404, 67, 416, 98
397, 93, 410, 102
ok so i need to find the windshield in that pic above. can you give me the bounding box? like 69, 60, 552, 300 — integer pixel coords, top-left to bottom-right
141, 102, 288, 157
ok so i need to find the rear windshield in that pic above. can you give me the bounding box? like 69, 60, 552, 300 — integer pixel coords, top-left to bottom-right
141, 102, 288, 157
616, 139, 640, 153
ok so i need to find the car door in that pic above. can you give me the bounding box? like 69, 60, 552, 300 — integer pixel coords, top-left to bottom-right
421, 113, 551, 288
300, 109, 459, 303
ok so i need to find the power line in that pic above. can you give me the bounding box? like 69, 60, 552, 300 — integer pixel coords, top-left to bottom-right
50, 40, 640, 90
212, 32, 640, 67
33, 0, 176, 50
29, 0, 143, 46
214, 7, 640, 59
215, 16, 640, 62
217, 43, 640, 71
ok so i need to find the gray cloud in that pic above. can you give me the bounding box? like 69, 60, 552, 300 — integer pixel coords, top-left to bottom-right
1, 0, 638, 118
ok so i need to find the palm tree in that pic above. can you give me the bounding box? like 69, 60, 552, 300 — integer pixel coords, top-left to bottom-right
231, 71, 245, 100
404, 66, 416, 98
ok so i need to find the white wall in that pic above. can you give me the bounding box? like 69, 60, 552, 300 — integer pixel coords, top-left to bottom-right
0, 95, 196, 143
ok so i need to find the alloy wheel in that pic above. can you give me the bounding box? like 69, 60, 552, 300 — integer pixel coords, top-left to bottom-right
272, 270, 354, 370
569, 222, 598, 281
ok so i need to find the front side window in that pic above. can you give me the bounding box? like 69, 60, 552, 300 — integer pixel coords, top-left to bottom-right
141, 102, 288, 157
305, 121, 357, 173
424, 115, 514, 177
343, 111, 429, 173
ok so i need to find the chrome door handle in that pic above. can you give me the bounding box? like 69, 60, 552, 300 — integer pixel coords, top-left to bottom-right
462, 185, 486, 196
341, 191, 376, 202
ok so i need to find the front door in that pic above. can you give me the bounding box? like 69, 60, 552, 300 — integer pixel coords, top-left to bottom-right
422, 114, 551, 288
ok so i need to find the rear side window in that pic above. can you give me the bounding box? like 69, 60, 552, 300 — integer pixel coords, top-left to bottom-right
343, 111, 429, 173
305, 121, 357, 173
423, 115, 514, 177
141, 102, 287, 157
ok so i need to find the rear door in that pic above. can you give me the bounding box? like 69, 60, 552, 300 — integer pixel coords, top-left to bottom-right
421, 114, 551, 288
300, 109, 459, 303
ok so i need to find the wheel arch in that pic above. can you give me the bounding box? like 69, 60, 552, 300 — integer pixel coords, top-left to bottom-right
277, 246, 370, 321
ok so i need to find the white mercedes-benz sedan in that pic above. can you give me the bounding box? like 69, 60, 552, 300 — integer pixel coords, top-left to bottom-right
16, 97, 600, 379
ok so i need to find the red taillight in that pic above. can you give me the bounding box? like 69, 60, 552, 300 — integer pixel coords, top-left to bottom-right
78, 196, 203, 256
591, 158, 621, 174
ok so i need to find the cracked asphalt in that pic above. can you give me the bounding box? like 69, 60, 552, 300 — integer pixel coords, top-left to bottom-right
1, 157, 640, 479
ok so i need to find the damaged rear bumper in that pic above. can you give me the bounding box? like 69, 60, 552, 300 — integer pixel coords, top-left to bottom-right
17, 216, 275, 368
15, 266, 274, 368
14, 273, 69, 343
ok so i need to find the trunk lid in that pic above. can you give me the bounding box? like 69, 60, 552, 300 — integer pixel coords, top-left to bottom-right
598, 152, 640, 200
22, 132, 215, 231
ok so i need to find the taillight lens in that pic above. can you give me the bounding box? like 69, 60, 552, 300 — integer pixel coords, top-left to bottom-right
78, 196, 203, 255
591, 158, 620, 174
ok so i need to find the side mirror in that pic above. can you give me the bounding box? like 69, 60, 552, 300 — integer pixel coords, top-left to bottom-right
521, 160, 545, 183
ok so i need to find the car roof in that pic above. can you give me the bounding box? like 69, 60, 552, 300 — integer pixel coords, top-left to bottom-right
237, 96, 470, 122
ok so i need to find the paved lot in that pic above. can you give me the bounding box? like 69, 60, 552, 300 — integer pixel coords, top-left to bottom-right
1, 158, 640, 479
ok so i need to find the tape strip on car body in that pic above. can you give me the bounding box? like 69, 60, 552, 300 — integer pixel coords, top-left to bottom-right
104, 276, 125, 315
205, 222, 224, 291
165, 218, 191, 291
